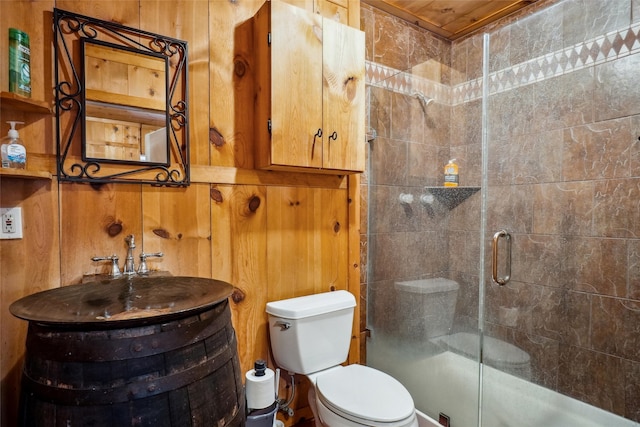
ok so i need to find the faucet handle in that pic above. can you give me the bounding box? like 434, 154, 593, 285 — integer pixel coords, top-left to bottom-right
137, 252, 164, 275
123, 234, 137, 275
91, 255, 121, 277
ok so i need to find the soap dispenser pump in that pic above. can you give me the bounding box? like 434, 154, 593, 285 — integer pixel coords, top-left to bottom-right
1, 121, 26, 169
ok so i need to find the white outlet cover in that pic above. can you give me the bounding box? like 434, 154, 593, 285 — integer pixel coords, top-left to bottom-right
0, 207, 23, 239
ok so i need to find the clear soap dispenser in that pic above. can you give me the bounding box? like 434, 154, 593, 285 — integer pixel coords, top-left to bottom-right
1, 121, 26, 169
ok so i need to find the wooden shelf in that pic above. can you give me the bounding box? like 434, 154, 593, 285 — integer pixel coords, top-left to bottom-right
425, 186, 480, 209
0, 91, 53, 115
0, 168, 52, 180
0, 94, 55, 181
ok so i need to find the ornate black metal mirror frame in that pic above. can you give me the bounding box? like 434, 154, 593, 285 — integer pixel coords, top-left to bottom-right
54, 8, 190, 187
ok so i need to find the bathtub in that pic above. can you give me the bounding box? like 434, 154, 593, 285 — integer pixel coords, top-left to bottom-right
415, 409, 440, 427
369, 342, 638, 427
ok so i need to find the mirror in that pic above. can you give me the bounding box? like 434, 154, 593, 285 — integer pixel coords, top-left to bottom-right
83, 40, 169, 165
54, 8, 190, 186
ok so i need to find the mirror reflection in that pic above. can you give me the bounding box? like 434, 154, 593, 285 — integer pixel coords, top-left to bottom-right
83, 40, 169, 164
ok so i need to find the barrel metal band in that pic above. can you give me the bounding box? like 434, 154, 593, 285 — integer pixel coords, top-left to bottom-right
21, 334, 238, 406
25, 302, 230, 362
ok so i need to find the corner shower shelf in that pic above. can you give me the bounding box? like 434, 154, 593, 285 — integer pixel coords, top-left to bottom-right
424, 187, 480, 209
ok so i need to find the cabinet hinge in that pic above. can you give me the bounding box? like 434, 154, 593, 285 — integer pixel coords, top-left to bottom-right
268, 119, 272, 135
267, 32, 271, 46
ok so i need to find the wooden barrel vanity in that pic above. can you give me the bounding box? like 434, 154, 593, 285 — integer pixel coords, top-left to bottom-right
10, 276, 245, 427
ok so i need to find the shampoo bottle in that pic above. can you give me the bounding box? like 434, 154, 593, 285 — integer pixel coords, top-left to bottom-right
1, 121, 27, 169
444, 159, 458, 187
9, 28, 31, 98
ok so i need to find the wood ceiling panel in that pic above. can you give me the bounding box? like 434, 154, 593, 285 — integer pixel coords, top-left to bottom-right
363, 0, 540, 40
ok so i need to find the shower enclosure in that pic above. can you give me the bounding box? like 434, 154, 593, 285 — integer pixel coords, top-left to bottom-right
363, 0, 640, 426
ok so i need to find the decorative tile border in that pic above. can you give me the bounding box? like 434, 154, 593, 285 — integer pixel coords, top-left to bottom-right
365, 62, 450, 105
365, 62, 409, 91
367, 21, 640, 106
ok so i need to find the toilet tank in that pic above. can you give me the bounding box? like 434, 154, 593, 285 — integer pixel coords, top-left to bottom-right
394, 278, 459, 340
266, 290, 356, 375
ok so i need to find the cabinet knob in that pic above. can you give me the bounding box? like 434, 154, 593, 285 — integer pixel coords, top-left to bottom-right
328, 131, 338, 142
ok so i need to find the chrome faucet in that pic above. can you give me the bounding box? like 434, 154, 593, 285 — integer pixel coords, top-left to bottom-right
123, 234, 136, 275
137, 252, 164, 274
92, 234, 164, 277
91, 255, 121, 277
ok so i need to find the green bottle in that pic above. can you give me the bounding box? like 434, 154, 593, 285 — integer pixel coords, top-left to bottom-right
9, 28, 31, 98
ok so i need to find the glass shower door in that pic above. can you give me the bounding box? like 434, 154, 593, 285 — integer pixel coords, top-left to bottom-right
365, 42, 483, 427
479, 0, 640, 424
364, 0, 638, 425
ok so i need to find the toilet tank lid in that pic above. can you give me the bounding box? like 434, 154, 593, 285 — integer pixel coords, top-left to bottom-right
394, 278, 459, 294
266, 290, 356, 319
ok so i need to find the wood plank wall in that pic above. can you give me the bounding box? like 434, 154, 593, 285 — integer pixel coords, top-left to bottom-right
0, 1, 362, 425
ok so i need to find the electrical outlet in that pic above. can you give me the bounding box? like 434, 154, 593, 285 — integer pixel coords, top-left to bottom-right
0, 207, 23, 239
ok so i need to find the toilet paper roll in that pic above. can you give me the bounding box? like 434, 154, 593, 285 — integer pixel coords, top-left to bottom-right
246, 368, 275, 410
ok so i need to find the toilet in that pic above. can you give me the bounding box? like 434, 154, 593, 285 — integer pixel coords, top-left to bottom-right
266, 290, 419, 427
394, 278, 531, 379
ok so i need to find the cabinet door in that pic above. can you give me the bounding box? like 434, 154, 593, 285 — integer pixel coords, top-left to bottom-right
322, 18, 365, 172
316, 0, 348, 24
270, 1, 323, 169
254, 0, 364, 174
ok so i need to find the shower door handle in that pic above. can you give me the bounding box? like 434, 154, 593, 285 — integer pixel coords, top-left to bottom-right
492, 230, 511, 286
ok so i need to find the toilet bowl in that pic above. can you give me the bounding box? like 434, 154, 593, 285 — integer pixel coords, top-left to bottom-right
309, 365, 418, 427
395, 278, 531, 379
266, 291, 419, 427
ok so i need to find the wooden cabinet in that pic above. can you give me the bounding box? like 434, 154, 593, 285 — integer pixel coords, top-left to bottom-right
315, 0, 349, 25
254, 0, 365, 174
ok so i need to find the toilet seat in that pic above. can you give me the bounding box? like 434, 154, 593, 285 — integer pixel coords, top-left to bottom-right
315, 364, 417, 427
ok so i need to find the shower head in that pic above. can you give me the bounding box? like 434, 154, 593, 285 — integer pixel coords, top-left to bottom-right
412, 91, 434, 110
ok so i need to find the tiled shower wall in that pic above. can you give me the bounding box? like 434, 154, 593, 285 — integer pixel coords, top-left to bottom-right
361, 2, 456, 338
362, 0, 640, 423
